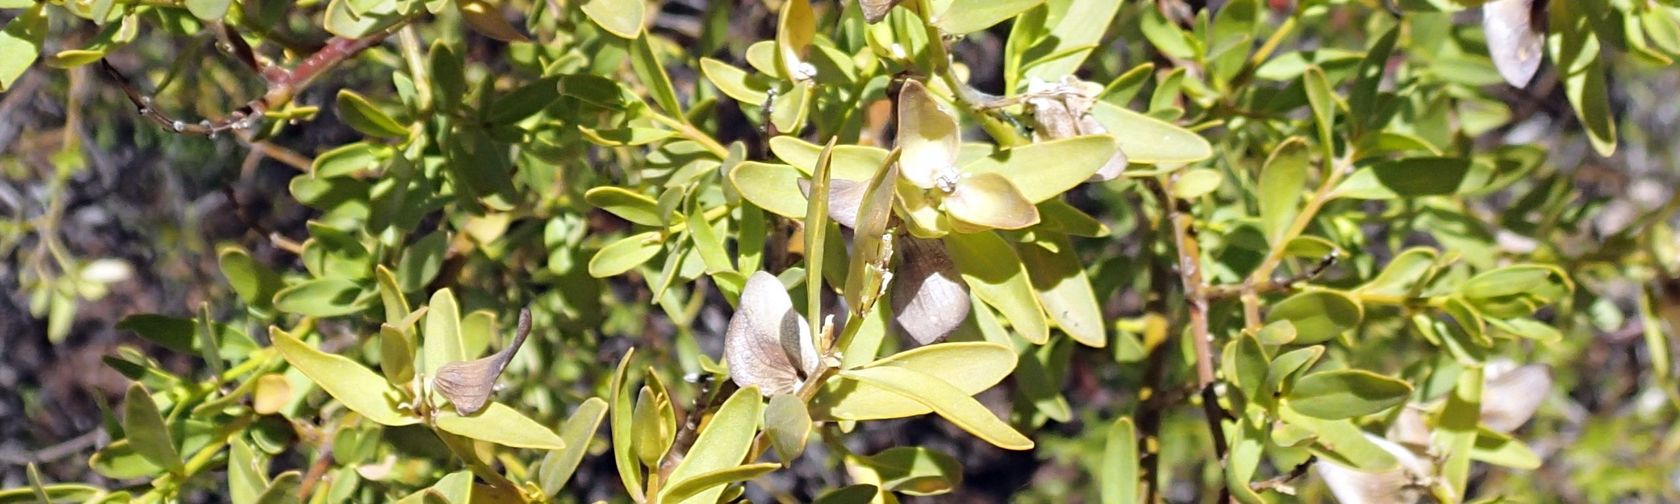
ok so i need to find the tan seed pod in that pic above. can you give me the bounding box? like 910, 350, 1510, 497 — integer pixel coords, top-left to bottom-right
1023, 76, 1128, 181
1315, 434, 1439, 504
724, 271, 819, 396
1480, 363, 1551, 432
1482, 0, 1545, 87
432, 307, 533, 415
891, 237, 970, 345
858, 0, 902, 23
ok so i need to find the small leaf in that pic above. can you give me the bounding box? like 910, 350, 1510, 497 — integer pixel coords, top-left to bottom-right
812, 342, 1015, 420
943, 232, 1049, 344
272, 278, 372, 317
1267, 290, 1363, 344
1100, 417, 1139, 504
433, 402, 566, 450
962, 136, 1116, 203
1257, 138, 1310, 244
1286, 370, 1413, 419
588, 231, 663, 278
1171, 168, 1223, 200
1470, 427, 1541, 469
422, 289, 465, 379
336, 89, 409, 138
608, 350, 643, 498
662, 387, 764, 504
219, 246, 282, 311
1016, 233, 1104, 347
457, 0, 527, 42
1303, 66, 1337, 158
1333, 157, 1490, 199
662, 463, 780, 503
271, 327, 417, 426
937, 0, 1044, 34
579, 0, 644, 38
631, 34, 682, 116
123, 383, 182, 472
730, 162, 808, 219
839, 366, 1033, 450
1089, 101, 1212, 164
1357, 247, 1439, 296
185, 0, 232, 21
857, 446, 963, 495
538, 397, 609, 496
701, 57, 770, 104
765, 394, 812, 463
585, 186, 668, 226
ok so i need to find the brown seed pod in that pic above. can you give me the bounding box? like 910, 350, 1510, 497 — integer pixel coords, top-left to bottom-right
431, 307, 533, 415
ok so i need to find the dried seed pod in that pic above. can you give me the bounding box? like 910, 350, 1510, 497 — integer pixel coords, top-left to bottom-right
858, 0, 902, 23
432, 308, 533, 415
891, 237, 970, 345
798, 178, 869, 229
1023, 76, 1129, 181
1315, 434, 1439, 504
897, 80, 962, 190
724, 271, 819, 396
1482, 0, 1546, 87
1480, 363, 1551, 432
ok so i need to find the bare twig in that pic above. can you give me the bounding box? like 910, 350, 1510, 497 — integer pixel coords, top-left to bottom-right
1207, 250, 1339, 300
1250, 457, 1316, 493
1142, 174, 1231, 497
100, 28, 401, 138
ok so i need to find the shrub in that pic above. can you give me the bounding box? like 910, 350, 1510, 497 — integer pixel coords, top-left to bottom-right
2, 0, 1678, 502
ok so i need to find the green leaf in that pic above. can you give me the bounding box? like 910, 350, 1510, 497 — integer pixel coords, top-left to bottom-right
1257, 138, 1310, 244
1356, 247, 1438, 296
937, 0, 1044, 34
1171, 168, 1223, 200
457, 0, 527, 42
1549, 1, 1616, 156
585, 186, 667, 226
123, 383, 182, 472
770, 136, 889, 181
1090, 102, 1212, 164
663, 463, 780, 503
1333, 157, 1490, 199
662, 386, 764, 504
700, 57, 771, 104
839, 366, 1033, 450
730, 161, 807, 219
1438, 366, 1484, 501
0, 5, 48, 91
813, 341, 1015, 420
397, 231, 448, 292
271, 327, 417, 426
608, 349, 643, 498
765, 394, 812, 464
813, 485, 881, 504
1303, 66, 1337, 160
1019, 0, 1123, 86
229, 438, 267, 504
254, 471, 301, 504
485, 75, 561, 125
1279, 407, 1397, 471
1099, 417, 1139, 504
185, 0, 232, 20
1267, 290, 1363, 344
1470, 427, 1541, 469
538, 397, 609, 496
588, 231, 663, 277
1266, 345, 1324, 395
943, 231, 1049, 344
323, 0, 405, 38
805, 138, 835, 338
944, 172, 1040, 231
962, 136, 1116, 203
336, 90, 408, 138
219, 246, 283, 311
687, 204, 734, 274
1016, 233, 1104, 347
1286, 369, 1412, 419
0, 484, 101, 504
631, 34, 682, 117
1350, 26, 1400, 132
422, 289, 465, 379
579, 0, 644, 38
631, 385, 675, 467
272, 278, 372, 317
774, 0, 815, 81
857, 446, 963, 495
433, 402, 566, 450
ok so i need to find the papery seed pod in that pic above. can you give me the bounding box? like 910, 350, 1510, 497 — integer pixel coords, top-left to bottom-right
858, 0, 902, 23
1480, 363, 1552, 432
1482, 0, 1546, 87
891, 237, 970, 345
897, 80, 962, 190
1315, 434, 1439, 504
432, 307, 533, 415
1023, 76, 1129, 181
724, 271, 819, 396
943, 172, 1041, 232
798, 178, 869, 229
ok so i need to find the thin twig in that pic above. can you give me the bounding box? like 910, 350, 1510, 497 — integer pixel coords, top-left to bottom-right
1250, 457, 1316, 493
1207, 250, 1339, 300
1142, 174, 1231, 496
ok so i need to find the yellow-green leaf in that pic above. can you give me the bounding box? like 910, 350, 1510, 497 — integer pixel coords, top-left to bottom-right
839, 366, 1033, 450
271, 327, 417, 426
433, 402, 566, 450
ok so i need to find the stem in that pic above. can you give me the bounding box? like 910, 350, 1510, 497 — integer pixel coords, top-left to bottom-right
1142, 175, 1230, 491
1240, 156, 1351, 330
648, 112, 730, 159
135, 414, 256, 504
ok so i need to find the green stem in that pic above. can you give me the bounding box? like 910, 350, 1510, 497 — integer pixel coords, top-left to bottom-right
649, 112, 730, 159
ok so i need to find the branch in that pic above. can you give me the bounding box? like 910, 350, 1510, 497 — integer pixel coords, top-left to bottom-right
1207, 250, 1339, 300
100, 29, 398, 138
1142, 174, 1231, 495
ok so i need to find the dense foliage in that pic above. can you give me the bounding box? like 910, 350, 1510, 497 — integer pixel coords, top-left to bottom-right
2, 0, 1679, 502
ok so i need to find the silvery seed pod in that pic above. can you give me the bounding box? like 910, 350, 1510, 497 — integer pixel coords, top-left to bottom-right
432, 308, 533, 415
724, 271, 820, 396
1023, 76, 1129, 181
1482, 0, 1546, 87
857, 0, 902, 23
891, 237, 970, 345
1480, 362, 1551, 432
